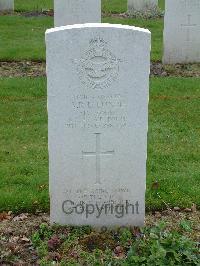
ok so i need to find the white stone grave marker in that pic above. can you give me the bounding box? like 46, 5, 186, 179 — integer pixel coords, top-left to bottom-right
163, 0, 200, 64
0, 0, 14, 11
54, 0, 101, 27
128, 0, 158, 12
46, 23, 151, 227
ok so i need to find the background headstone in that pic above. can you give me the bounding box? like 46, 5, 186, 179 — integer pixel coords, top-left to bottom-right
54, 0, 101, 27
127, 0, 158, 12
163, 0, 200, 64
0, 0, 14, 11
46, 23, 151, 227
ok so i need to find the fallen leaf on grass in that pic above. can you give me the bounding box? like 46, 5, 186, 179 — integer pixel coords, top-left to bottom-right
114, 246, 125, 258
21, 236, 30, 243
0, 212, 11, 221
174, 207, 180, 211
13, 213, 28, 221
48, 235, 61, 251
184, 208, 192, 213
151, 181, 160, 190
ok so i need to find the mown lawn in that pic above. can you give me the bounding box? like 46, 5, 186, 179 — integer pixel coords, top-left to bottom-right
14, 0, 165, 13
0, 77, 199, 213
0, 16, 53, 61
0, 78, 48, 212
0, 15, 163, 61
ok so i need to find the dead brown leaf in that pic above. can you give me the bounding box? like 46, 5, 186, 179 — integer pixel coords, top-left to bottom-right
0, 212, 11, 221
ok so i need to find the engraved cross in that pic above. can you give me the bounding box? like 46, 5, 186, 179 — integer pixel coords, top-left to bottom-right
82, 133, 114, 184
181, 15, 197, 41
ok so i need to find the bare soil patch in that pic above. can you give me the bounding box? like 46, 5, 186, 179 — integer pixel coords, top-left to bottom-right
21, 10, 53, 17
0, 10, 53, 17
151, 62, 200, 77
0, 61, 200, 78
0, 61, 46, 78
1, 11, 161, 19
0, 210, 199, 265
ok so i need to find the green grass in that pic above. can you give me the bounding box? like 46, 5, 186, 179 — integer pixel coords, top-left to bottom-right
15, 0, 53, 12
1, 0, 164, 61
14, 0, 165, 13
0, 15, 163, 61
0, 78, 48, 212
14, 0, 128, 13
147, 78, 200, 210
0, 77, 199, 213
159, 0, 165, 10
0, 16, 53, 61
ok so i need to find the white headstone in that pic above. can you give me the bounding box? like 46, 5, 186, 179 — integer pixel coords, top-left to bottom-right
0, 0, 14, 11
46, 23, 151, 227
128, 0, 158, 12
54, 0, 101, 27
163, 0, 200, 64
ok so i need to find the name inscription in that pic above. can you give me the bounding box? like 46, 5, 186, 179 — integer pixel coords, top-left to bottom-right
66, 93, 128, 130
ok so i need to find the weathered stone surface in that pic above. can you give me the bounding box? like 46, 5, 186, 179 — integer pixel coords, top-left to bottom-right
127, 0, 158, 12
54, 0, 101, 27
0, 0, 14, 11
163, 0, 200, 64
46, 23, 151, 227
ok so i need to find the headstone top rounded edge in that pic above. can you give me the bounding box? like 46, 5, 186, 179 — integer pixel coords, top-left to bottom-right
45, 23, 151, 36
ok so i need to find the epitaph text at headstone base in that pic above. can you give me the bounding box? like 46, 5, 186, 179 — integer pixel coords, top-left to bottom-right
127, 0, 158, 12
0, 0, 14, 11
46, 23, 151, 227
54, 0, 101, 27
163, 0, 200, 64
